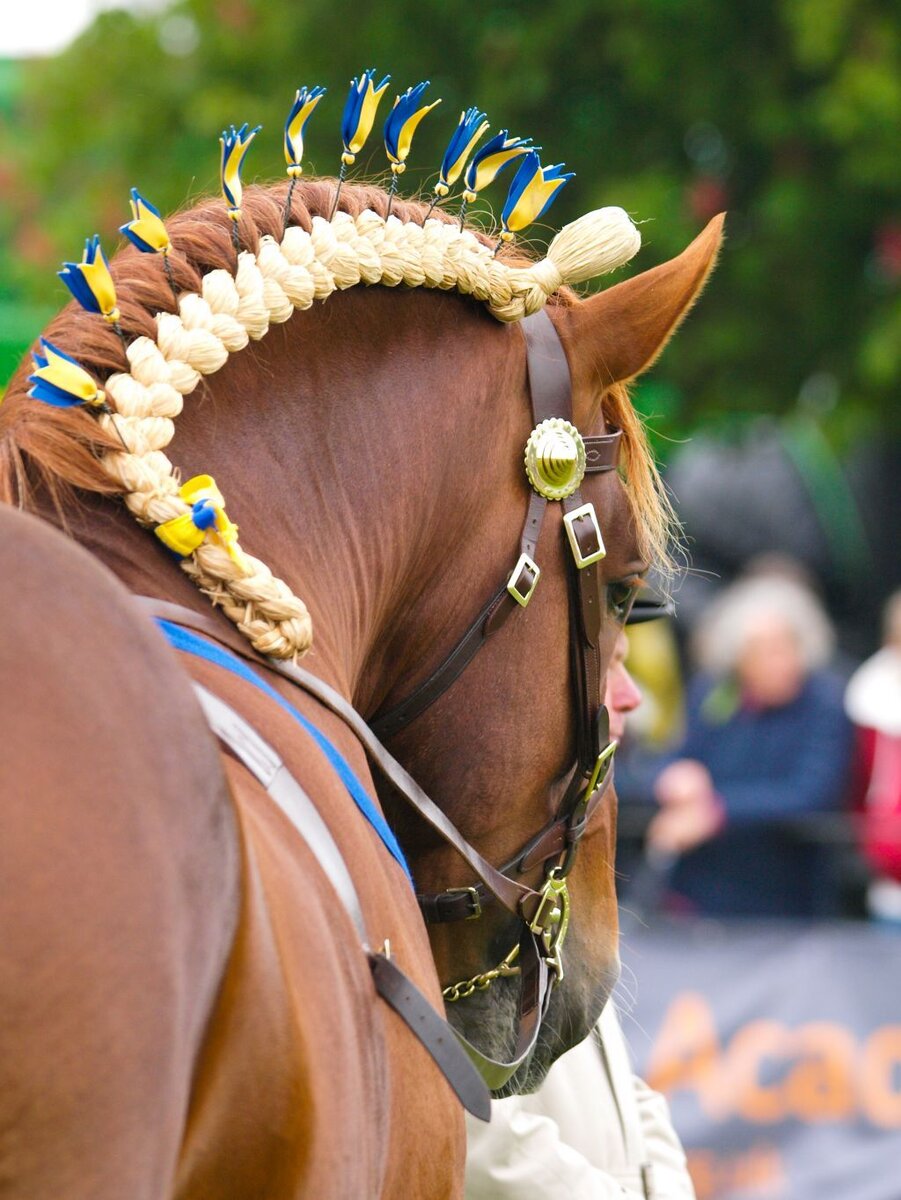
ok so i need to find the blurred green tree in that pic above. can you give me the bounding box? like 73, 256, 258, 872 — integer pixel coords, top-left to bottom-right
1, 0, 898, 444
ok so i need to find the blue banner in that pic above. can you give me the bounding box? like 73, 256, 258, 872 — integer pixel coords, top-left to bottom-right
621, 921, 901, 1200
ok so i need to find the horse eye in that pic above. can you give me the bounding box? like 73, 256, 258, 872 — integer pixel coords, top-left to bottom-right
608, 582, 638, 624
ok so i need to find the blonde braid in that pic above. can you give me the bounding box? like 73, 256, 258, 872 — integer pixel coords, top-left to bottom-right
96, 204, 640, 659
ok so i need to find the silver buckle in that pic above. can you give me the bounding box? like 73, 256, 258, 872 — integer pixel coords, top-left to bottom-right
563, 503, 606, 568
506, 552, 540, 607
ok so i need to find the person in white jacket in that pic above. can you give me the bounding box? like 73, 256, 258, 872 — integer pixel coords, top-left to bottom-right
465, 615, 696, 1200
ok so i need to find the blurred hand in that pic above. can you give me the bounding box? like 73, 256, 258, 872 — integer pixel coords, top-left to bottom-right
646, 796, 724, 855
654, 759, 715, 807
649, 758, 724, 854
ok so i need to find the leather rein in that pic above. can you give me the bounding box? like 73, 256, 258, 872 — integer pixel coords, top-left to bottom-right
138, 308, 623, 1092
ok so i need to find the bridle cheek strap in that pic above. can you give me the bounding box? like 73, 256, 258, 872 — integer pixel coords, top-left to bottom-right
416, 308, 620, 925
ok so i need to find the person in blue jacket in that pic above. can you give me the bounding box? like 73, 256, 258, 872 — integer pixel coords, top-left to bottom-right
647, 573, 854, 917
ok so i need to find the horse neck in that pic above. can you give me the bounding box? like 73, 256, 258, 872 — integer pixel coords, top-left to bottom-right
80, 285, 529, 707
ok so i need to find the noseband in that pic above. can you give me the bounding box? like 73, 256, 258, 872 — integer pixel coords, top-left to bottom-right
141, 309, 624, 1092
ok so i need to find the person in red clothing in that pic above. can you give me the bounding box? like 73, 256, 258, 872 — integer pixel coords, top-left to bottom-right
846, 589, 901, 921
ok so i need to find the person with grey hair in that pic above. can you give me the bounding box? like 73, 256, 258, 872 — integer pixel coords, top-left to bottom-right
646, 571, 854, 916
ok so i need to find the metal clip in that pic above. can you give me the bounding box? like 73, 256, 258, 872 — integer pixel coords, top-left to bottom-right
527, 871, 571, 983
506, 552, 540, 607
563, 502, 606, 568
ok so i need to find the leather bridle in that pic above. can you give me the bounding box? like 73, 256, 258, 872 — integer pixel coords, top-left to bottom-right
139, 307, 628, 1092
372, 308, 626, 1082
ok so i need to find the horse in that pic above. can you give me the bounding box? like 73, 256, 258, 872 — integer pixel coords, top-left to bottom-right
0, 177, 722, 1197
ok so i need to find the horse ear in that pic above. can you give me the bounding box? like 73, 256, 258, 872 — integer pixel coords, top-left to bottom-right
558, 213, 725, 407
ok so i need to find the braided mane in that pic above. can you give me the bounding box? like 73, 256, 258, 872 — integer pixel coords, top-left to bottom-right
0, 178, 669, 657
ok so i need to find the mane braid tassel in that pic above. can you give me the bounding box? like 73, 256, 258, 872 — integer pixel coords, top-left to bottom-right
26, 73, 642, 661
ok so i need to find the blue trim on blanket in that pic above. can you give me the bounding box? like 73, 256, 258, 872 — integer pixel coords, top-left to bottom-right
157, 619, 413, 887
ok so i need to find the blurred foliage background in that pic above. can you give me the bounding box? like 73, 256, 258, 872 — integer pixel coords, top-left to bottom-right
1, 0, 899, 450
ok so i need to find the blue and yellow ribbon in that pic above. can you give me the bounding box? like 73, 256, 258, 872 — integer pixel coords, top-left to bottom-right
462, 131, 535, 204
119, 189, 171, 255
284, 85, 326, 177
220, 122, 262, 222
500, 151, 574, 241
28, 338, 106, 409
434, 107, 489, 199
58, 236, 120, 324
155, 475, 248, 571
341, 69, 391, 166
384, 81, 441, 175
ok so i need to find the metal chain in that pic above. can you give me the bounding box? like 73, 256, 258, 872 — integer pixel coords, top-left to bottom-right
442, 943, 521, 1003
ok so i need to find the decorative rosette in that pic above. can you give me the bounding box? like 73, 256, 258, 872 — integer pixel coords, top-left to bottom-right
284, 85, 327, 177
500, 152, 574, 241
119, 189, 171, 255
461, 131, 535, 204
341, 69, 391, 166
58, 235, 120, 323
28, 338, 106, 409
383, 80, 441, 175
155, 474, 249, 571
434, 107, 489, 199
220, 122, 262, 221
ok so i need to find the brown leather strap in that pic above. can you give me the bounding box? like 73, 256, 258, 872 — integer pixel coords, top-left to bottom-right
369, 952, 491, 1119
418, 753, 616, 925
370, 489, 548, 739
522, 308, 573, 421
370, 586, 510, 739
448, 927, 552, 1091
562, 489, 604, 774
187, 676, 492, 1119
138, 596, 541, 919
584, 432, 622, 472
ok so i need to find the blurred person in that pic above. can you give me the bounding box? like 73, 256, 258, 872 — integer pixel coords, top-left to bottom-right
845, 589, 901, 922
646, 573, 854, 917
621, 610, 684, 750
465, 623, 695, 1200
662, 427, 899, 663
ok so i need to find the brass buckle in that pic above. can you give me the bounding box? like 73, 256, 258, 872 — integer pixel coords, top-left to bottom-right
506, 552, 540, 607
563, 502, 606, 568
445, 886, 482, 920
527, 871, 571, 984
586, 740, 618, 797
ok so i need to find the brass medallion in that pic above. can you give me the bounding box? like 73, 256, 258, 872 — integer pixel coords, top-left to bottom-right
524, 418, 586, 500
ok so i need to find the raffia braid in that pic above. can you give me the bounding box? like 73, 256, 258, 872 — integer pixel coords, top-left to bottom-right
97, 205, 640, 659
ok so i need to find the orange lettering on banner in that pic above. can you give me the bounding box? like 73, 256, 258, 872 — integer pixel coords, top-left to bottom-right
685, 1144, 786, 1200
729, 1021, 789, 1124
786, 1023, 856, 1121
646, 993, 721, 1114
860, 1028, 901, 1128
647, 992, 901, 1128
652, 993, 901, 1123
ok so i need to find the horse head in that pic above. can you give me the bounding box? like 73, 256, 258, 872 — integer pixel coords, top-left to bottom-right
369, 213, 725, 1091
0, 179, 722, 1103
